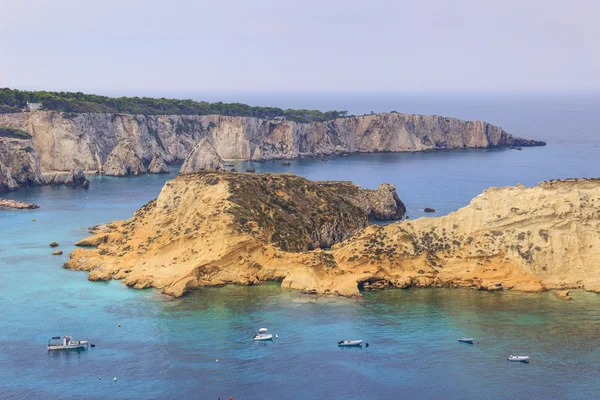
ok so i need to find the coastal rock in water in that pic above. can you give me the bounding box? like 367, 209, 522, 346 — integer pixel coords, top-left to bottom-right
0, 112, 545, 171
49, 242, 59, 247
246, 167, 255, 173
424, 208, 436, 213
0, 161, 18, 193
282, 161, 291, 166
52, 250, 63, 255
103, 140, 146, 176
0, 130, 45, 190
65, 177, 600, 298
148, 153, 169, 174
0, 198, 39, 209
64, 168, 90, 188
555, 290, 572, 300
180, 138, 224, 173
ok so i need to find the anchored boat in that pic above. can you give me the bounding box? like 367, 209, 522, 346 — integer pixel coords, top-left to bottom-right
253, 328, 274, 341
338, 340, 363, 347
47, 336, 89, 351
507, 355, 530, 363
458, 338, 475, 344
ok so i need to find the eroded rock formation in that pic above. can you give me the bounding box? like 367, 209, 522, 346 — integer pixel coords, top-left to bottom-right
180, 138, 224, 173
0, 130, 45, 192
103, 140, 146, 176
65, 175, 599, 298
148, 153, 169, 174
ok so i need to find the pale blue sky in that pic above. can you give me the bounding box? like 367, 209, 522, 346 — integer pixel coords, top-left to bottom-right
1, 0, 598, 95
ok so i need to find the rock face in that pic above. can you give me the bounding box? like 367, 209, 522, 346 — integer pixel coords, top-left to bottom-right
66, 177, 600, 297
0, 112, 545, 172
0, 131, 45, 192
180, 138, 224, 173
46, 173, 66, 186
317, 182, 406, 220
148, 153, 169, 174
64, 168, 90, 188
103, 140, 146, 176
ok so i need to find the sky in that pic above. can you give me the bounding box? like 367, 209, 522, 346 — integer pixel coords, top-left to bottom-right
1, 0, 599, 95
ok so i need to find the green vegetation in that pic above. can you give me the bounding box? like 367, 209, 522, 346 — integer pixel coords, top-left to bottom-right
0, 88, 348, 123
0, 126, 32, 139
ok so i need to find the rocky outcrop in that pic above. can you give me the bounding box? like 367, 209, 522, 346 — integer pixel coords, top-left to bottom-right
0, 198, 39, 209
555, 290, 572, 300
180, 138, 224, 173
66, 177, 600, 297
317, 182, 405, 220
46, 173, 66, 186
148, 153, 169, 174
0, 130, 45, 191
64, 168, 90, 188
103, 140, 146, 176
0, 112, 544, 172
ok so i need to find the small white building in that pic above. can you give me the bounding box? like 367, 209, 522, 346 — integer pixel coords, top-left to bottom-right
26, 102, 42, 111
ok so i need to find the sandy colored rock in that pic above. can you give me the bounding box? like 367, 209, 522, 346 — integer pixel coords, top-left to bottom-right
555, 290, 572, 300
49, 242, 59, 247
103, 140, 146, 176
148, 153, 169, 174
65, 176, 600, 298
52, 250, 63, 255
180, 138, 224, 173
0, 133, 44, 191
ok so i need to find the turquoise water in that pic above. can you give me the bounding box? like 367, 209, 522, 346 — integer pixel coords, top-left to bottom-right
2, 95, 600, 399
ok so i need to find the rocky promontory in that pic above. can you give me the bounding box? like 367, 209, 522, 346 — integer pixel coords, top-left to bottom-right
180, 138, 224, 173
0, 127, 45, 192
0, 111, 545, 174
0, 198, 39, 209
65, 175, 598, 297
148, 153, 169, 174
103, 140, 146, 176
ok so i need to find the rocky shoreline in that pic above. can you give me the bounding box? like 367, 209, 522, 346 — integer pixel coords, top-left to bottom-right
64, 174, 599, 298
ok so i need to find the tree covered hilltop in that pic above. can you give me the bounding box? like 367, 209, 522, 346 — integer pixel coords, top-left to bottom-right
0, 88, 348, 123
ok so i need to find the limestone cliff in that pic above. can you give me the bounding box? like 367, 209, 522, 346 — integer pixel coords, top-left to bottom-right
103, 140, 146, 176
180, 138, 224, 173
148, 153, 169, 174
0, 129, 45, 192
0, 112, 544, 172
65, 175, 598, 297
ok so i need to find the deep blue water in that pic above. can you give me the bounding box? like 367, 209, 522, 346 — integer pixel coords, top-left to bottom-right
1, 95, 599, 399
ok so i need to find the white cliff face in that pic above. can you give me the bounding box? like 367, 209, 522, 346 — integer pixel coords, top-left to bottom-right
0, 112, 543, 172
0, 135, 45, 190
180, 138, 224, 173
148, 153, 169, 174
103, 140, 146, 176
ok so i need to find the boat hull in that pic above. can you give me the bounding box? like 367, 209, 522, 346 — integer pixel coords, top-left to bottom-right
253, 334, 273, 341
338, 340, 363, 347
47, 344, 88, 351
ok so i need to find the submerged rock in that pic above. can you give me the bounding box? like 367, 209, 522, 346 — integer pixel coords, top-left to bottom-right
424, 208, 436, 213
103, 140, 146, 176
148, 153, 169, 174
180, 138, 224, 173
49, 242, 59, 247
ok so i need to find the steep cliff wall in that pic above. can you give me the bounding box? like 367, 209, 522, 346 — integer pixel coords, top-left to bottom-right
0, 112, 544, 171
0, 130, 45, 192
65, 175, 598, 297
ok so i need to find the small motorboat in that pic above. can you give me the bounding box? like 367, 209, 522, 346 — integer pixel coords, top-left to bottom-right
47, 336, 89, 351
338, 340, 363, 347
253, 328, 273, 341
507, 355, 530, 363
458, 338, 474, 344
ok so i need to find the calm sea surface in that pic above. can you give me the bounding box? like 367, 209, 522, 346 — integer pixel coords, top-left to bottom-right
1, 94, 599, 399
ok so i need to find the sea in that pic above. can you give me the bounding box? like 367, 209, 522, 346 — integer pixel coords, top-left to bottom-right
1, 93, 599, 399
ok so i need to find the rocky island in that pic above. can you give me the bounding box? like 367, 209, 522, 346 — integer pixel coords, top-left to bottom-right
65, 174, 599, 297
0, 89, 545, 193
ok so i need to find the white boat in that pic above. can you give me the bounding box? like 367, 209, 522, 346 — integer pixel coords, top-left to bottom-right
253, 328, 274, 341
47, 336, 89, 351
458, 338, 474, 344
507, 355, 530, 363
338, 340, 363, 347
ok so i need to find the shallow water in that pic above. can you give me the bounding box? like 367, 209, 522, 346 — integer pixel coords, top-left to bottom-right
1, 95, 600, 399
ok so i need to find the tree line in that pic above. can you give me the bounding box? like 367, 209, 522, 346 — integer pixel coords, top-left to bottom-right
0, 88, 349, 123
